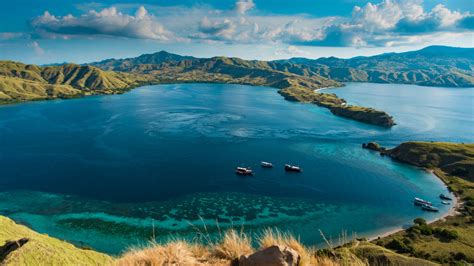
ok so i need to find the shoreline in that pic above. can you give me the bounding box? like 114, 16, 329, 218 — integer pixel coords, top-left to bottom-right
367, 168, 461, 242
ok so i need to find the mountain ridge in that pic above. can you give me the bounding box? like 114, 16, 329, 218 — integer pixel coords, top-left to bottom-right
274, 45, 474, 87
89, 45, 474, 88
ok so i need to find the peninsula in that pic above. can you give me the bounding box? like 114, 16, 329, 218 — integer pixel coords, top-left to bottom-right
362, 141, 474, 264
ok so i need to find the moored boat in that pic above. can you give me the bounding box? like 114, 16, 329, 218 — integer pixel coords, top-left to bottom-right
441, 200, 450, 205
439, 193, 452, 200
261, 161, 273, 168
421, 204, 439, 212
284, 164, 302, 172
235, 167, 254, 176
414, 197, 432, 206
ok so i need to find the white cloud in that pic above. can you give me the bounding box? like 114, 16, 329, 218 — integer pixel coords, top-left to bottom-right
28, 0, 473, 48
235, 0, 255, 15
297, 0, 473, 47
31, 6, 174, 41
28, 41, 45, 56
0, 32, 24, 40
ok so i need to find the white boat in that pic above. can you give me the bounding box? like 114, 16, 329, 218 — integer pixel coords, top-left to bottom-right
235, 167, 253, 176
414, 197, 432, 206
441, 200, 450, 205
439, 194, 452, 200
285, 164, 302, 172
261, 161, 273, 168
421, 204, 439, 212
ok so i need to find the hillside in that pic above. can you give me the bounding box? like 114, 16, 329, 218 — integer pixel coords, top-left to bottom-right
0, 216, 112, 265
275, 46, 474, 87
388, 142, 474, 180
1, 215, 437, 266
0, 61, 147, 103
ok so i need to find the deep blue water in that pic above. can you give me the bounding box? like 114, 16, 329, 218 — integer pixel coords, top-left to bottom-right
0, 83, 471, 254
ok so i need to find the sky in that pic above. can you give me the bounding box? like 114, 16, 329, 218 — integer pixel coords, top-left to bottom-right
1, 0, 473, 64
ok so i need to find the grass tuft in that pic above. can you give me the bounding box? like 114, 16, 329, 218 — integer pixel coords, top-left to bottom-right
212, 229, 253, 260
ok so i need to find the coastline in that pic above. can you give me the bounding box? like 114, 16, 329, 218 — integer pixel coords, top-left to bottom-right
367, 168, 461, 242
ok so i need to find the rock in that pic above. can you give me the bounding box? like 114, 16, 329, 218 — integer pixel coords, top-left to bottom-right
0, 238, 29, 261
239, 245, 300, 266
363, 142, 382, 151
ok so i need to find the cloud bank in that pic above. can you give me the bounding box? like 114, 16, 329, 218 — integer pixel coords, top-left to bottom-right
32, 6, 173, 41
29, 0, 472, 47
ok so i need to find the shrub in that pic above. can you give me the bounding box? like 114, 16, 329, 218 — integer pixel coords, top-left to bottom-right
410, 223, 433, 235
451, 167, 468, 177
453, 252, 467, 261
414, 218, 426, 225
385, 239, 413, 253
436, 229, 459, 241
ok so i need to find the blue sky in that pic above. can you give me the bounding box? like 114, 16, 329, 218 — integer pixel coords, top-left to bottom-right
1, 0, 473, 64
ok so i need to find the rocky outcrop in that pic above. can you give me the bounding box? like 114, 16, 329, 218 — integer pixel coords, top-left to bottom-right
239, 245, 300, 266
362, 142, 384, 151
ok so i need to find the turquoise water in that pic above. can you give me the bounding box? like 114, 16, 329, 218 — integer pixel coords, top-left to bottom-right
0, 83, 471, 254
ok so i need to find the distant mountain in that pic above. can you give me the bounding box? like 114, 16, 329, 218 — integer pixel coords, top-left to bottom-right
90, 52, 340, 89
274, 46, 474, 87
0, 61, 146, 103
92, 46, 474, 88
93, 51, 195, 71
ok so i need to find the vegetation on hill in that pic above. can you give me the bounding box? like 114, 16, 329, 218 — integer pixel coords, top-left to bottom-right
1, 56, 395, 127
388, 142, 474, 180
0, 215, 112, 265
276, 46, 474, 87
279, 86, 395, 127
0, 61, 150, 103
362, 141, 474, 264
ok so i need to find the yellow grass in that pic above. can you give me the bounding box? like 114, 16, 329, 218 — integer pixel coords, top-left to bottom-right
211, 229, 253, 260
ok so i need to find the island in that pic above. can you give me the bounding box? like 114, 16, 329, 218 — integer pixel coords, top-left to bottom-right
279, 86, 395, 127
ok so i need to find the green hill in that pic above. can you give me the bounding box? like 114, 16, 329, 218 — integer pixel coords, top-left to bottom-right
0, 216, 112, 265
0, 61, 147, 103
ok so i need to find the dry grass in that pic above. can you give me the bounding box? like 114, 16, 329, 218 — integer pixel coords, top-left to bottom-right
114, 227, 439, 266
116, 241, 199, 266
212, 229, 253, 260
258, 228, 314, 264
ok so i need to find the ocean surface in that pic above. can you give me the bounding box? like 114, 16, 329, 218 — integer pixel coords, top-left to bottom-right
0, 82, 472, 254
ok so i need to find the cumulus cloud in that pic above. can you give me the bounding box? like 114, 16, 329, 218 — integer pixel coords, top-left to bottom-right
27, 0, 472, 48
292, 0, 473, 47
197, 17, 237, 41
235, 0, 255, 15
31, 6, 174, 41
